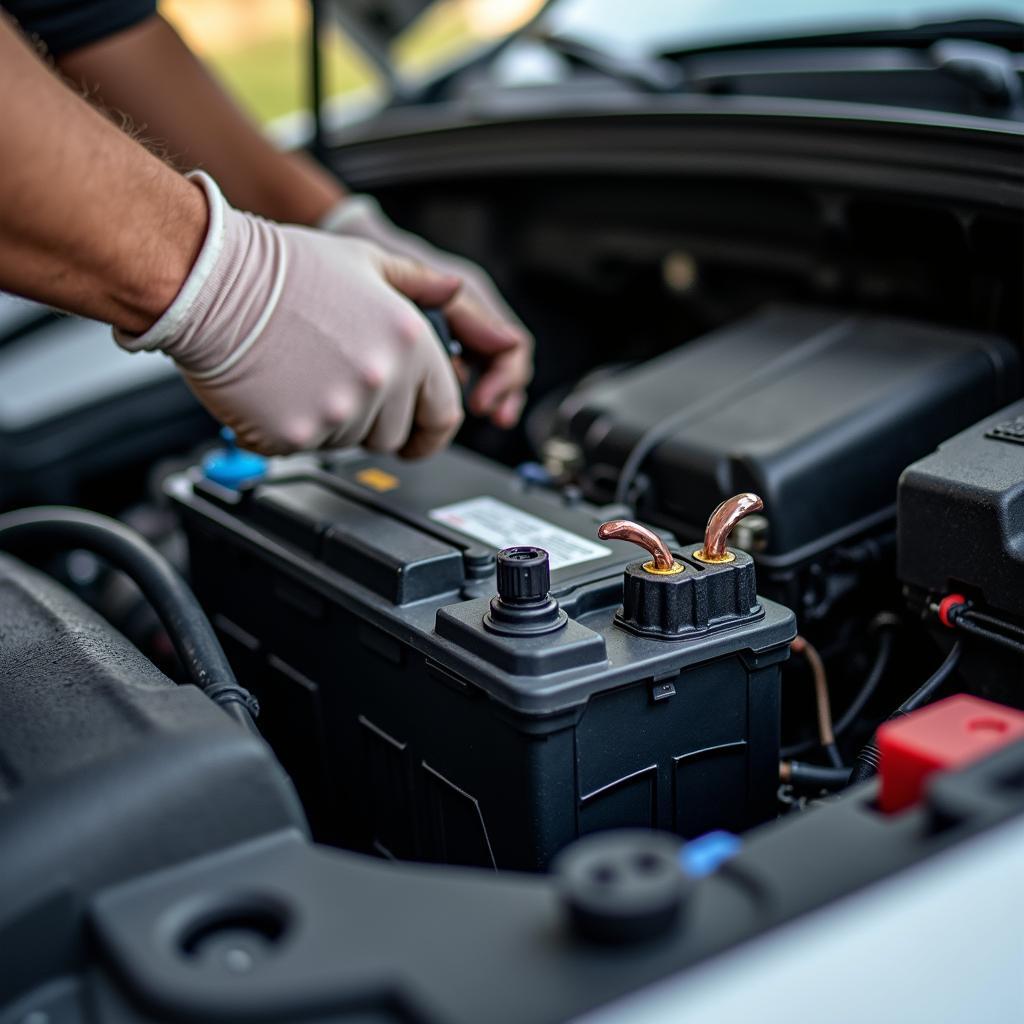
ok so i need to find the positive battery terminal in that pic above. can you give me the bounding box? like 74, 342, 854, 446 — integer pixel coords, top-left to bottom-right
693, 493, 764, 564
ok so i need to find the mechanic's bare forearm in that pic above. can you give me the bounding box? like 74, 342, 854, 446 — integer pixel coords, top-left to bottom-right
0, 15, 206, 332
58, 15, 345, 226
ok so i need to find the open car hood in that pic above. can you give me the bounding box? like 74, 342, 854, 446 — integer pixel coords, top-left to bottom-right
319, 0, 554, 94
331, 0, 435, 44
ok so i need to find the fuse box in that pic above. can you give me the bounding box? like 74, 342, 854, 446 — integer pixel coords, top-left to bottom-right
170, 447, 795, 870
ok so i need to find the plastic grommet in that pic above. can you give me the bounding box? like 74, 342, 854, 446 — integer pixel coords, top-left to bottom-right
554, 830, 688, 945
937, 593, 967, 628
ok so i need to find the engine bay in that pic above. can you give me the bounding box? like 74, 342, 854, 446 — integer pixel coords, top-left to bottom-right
162, 297, 1024, 868
1, 107, 1023, 1022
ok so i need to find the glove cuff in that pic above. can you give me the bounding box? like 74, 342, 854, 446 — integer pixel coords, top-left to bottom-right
317, 194, 384, 234
113, 171, 227, 353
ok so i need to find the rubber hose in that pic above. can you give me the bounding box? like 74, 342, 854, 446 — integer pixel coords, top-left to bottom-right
0, 506, 259, 732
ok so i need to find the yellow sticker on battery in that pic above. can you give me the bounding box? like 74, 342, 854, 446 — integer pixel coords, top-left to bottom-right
355, 467, 400, 492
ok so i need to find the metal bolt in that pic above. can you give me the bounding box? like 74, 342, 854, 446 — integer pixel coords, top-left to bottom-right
731, 513, 770, 553
223, 947, 254, 973
662, 251, 699, 294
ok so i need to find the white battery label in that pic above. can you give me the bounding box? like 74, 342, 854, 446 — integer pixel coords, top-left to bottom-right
429, 497, 610, 571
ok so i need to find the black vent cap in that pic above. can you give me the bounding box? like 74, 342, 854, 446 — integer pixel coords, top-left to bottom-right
496, 546, 551, 604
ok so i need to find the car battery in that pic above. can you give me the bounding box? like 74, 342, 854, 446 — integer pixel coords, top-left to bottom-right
169, 446, 796, 871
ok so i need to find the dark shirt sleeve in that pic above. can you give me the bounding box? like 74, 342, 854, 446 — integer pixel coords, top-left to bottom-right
2, 1, 157, 56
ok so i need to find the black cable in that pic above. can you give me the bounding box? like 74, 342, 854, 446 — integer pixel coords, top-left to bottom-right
962, 609, 1024, 643
848, 642, 962, 784
897, 640, 963, 715
824, 741, 844, 770
784, 761, 850, 790
833, 626, 896, 737
779, 736, 820, 759
0, 507, 259, 733
954, 614, 1024, 656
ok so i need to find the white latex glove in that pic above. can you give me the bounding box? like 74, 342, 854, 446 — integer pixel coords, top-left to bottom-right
115, 172, 468, 458
321, 195, 533, 428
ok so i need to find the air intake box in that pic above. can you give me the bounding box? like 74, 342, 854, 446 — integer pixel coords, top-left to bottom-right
554, 305, 1019, 605
170, 448, 795, 870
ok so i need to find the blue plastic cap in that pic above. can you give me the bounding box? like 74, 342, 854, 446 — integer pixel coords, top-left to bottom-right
202, 427, 267, 490
679, 831, 741, 879
516, 461, 554, 487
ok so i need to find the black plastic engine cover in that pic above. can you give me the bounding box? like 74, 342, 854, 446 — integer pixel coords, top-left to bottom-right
558, 304, 1020, 565
0, 552, 306, 1012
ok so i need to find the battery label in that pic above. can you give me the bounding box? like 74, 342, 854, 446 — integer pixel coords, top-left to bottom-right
429, 496, 610, 570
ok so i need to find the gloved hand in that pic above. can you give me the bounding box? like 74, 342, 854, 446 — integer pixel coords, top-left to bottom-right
115, 172, 478, 458
321, 195, 533, 428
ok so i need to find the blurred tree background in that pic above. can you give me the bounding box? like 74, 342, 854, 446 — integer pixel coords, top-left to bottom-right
161, 0, 543, 127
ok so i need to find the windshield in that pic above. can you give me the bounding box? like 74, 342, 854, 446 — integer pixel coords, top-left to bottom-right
543, 0, 1023, 55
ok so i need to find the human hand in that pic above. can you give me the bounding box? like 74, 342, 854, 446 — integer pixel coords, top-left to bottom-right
115, 173, 469, 458
321, 195, 533, 428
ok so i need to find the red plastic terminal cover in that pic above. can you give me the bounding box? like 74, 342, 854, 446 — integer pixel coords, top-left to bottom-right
878, 694, 1024, 814
937, 593, 966, 628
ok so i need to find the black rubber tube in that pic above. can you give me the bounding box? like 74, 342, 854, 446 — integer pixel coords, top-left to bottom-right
824, 741, 845, 770
785, 761, 851, 790
833, 627, 895, 737
0, 506, 259, 732
898, 641, 964, 715
848, 641, 962, 785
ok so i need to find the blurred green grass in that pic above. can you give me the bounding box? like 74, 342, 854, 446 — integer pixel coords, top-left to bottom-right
203, 15, 476, 124
164, 0, 542, 126
162, 0, 541, 125
204, 33, 375, 124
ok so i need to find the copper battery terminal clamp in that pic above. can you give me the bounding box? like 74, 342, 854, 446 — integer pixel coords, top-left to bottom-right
598, 500, 764, 640
693, 493, 764, 564
597, 520, 684, 575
